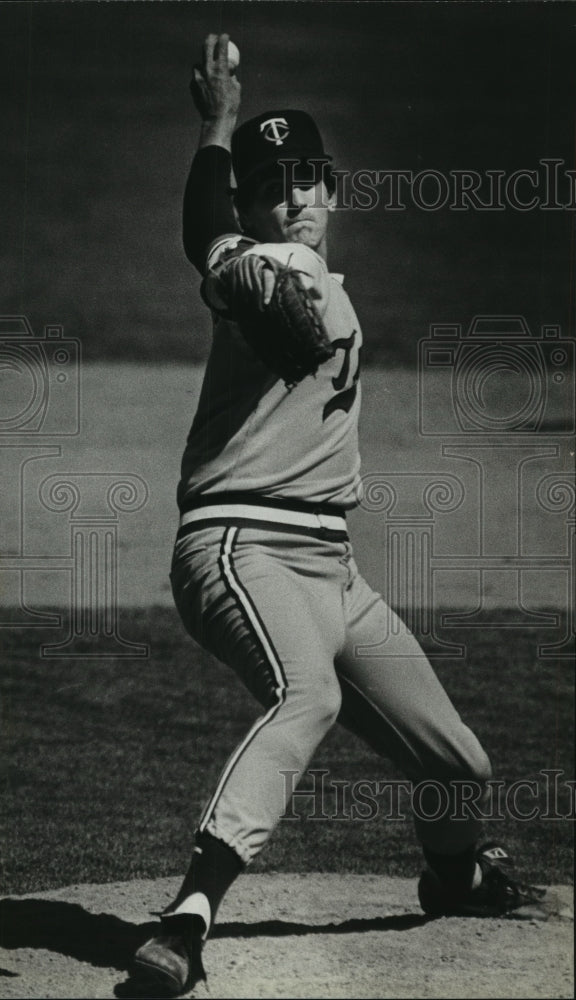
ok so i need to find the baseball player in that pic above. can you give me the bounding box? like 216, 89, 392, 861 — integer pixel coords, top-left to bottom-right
132, 34, 541, 997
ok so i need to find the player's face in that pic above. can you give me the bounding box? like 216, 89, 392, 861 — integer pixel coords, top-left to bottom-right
240, 172, 335, 253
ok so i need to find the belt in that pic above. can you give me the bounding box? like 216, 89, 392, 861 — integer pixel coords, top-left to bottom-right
176, 497, 348, 541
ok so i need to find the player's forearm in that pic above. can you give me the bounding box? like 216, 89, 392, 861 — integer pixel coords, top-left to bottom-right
184, 34, 242, 272
197, 114, 237, 153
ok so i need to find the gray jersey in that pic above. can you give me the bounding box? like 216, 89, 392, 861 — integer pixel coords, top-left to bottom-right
177, 240, 362, 510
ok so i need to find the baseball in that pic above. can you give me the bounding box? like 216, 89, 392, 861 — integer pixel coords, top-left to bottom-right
227, 40, 240, 72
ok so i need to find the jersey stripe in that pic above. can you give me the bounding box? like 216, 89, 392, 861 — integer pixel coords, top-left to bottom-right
180, 503, 346, 532
177, 517, 348, 543
198, 526, 288, 833
179, 491, 349, 517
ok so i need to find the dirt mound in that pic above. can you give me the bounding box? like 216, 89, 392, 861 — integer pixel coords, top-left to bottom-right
0, 874, 572, 998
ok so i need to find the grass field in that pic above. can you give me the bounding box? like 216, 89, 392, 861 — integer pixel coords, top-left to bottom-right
1, 607, 573, 896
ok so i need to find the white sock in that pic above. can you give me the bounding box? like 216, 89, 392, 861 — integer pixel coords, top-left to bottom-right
163, 892, 211, 939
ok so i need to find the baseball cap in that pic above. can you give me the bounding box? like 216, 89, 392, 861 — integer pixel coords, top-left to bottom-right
232, 109, 332, 189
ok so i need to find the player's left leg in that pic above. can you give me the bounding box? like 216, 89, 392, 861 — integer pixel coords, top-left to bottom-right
334, 548, 541, 916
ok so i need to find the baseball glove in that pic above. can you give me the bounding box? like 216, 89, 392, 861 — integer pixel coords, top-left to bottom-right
203, 253, 335, 389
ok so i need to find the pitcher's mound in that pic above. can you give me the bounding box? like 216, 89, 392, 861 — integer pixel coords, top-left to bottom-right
0, 874, 573, 999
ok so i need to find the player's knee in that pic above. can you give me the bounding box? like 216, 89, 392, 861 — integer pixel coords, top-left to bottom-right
449, 739, 492, 786
466, 744, 492, 785
426, 722, 492, 787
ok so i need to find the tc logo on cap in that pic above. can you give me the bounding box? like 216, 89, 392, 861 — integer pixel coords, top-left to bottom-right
260, 117, 290, 146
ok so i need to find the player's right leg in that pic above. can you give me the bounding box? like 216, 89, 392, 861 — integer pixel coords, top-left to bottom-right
170, 524, 345, 871
133, 523, 345, 993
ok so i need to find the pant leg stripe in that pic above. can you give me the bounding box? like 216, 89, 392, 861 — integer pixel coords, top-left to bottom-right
221, 527, 288, 692
199, 527, 288, 832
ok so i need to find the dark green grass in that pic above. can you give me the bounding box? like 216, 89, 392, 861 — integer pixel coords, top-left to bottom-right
1, 608, 573, 895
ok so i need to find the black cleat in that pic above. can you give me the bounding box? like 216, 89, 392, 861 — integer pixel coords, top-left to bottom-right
132, 914, 207, 997
418, 841, 547, 918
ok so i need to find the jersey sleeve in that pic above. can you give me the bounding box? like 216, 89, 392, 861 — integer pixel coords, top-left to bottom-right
182, 146, 241, 275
